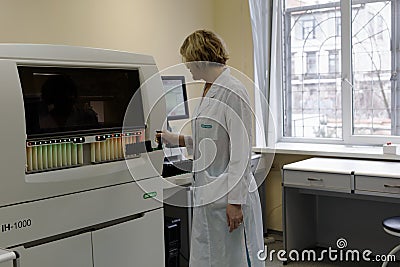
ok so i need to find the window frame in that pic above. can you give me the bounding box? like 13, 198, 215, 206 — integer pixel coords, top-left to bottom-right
279, 0, 400, 146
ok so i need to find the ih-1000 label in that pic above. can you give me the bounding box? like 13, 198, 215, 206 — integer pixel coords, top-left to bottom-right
1, 219, 32, 233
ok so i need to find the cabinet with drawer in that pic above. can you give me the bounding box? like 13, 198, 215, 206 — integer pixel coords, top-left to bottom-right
283, 170, 351, 193
356, 175, 400, 197
283, 157, 400, 260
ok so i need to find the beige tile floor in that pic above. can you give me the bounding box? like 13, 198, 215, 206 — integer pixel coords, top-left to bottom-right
263, 234, 390, 267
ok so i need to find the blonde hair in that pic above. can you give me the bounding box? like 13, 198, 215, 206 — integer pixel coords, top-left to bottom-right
180, 30, 229, 65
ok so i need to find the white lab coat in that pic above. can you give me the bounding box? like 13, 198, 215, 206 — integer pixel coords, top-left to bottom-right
185, 68, 264, 267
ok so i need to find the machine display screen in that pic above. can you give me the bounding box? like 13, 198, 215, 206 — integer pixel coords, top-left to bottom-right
19, 66, 144, 138
161, 76, 189, 121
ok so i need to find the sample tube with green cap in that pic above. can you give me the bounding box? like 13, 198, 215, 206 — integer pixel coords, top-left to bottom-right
72, 143, 77, 165
78, 144, 83, 164
58, 143, 63, 167
47, 143, 53, 169
96, 142, 101, 162
26, 146, 33, 172
37, 145, 43, 170
53, 143, 58, 168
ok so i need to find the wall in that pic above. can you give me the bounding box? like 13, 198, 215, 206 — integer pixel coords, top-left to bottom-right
214, 0, 255, 124
0, 0, 215, 70
265, 154, 311, 231
214, 0, 254, 81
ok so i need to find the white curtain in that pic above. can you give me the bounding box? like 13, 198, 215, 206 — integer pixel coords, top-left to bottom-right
249, 0, 283, 147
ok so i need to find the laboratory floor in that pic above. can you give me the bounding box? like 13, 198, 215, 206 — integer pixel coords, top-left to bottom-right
264, 233, 388, 267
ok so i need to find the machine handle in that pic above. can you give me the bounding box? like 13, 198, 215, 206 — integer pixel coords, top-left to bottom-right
384, 184, 400, 189
307, 177, 323, 182
0, 248, 19, 267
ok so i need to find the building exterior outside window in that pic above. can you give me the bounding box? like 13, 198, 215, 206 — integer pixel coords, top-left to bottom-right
306, 52, 317, 74
302, 18, 317, 39
328, 50, 340, 74
283, 0, 395, 142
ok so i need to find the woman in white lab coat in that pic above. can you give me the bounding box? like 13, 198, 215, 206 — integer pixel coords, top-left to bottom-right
157, 30, 264, 267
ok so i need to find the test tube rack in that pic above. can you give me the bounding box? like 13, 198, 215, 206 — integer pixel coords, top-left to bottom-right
90, 131, 144, 163
25, 130, 145, 174
26, 138, 84, 173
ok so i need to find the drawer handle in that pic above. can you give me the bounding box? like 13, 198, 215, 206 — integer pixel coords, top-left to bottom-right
384, 184, 400, 189
308, 178, 323, 182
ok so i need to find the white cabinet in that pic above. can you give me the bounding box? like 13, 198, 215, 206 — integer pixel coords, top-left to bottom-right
284, 170, 351, 193
1, 233, 93, 267
92, 208, 165, 267
356, 175, 400, 197
283, 157, 356, 193
0, 176, 165, 267
0, 209, 165, 267
283, 157, 400, 258
0, 261, 12, 267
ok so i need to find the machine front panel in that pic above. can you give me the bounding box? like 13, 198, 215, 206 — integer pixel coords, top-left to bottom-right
0, 177, 163, 248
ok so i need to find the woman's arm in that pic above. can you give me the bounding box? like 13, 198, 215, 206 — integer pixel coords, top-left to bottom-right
156, 131, 190, 148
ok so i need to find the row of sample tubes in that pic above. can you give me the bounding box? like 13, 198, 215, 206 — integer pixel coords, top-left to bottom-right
90, 131, 144, 163
26, 139, 84, 172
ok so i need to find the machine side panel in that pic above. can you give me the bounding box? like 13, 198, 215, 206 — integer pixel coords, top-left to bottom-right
0, 59, 28, 205
132, 65, 166, 148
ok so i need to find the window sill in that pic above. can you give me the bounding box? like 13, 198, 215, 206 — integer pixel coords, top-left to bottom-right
253, 142, 400, 161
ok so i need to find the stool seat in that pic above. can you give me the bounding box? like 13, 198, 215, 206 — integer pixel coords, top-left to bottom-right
383, 216, 400, 234
382, 217, 400, 266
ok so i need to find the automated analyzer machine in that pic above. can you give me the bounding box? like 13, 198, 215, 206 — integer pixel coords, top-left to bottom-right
0, 44, 166, 267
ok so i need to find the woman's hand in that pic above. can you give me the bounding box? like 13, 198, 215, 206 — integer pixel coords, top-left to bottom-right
155, 130, 183, 147
226, 204, 243, 232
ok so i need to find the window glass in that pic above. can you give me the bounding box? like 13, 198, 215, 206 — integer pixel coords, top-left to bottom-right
284, 0, 342, 138
352, 1, 393, 136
